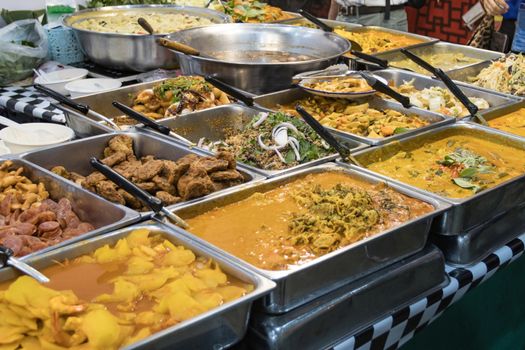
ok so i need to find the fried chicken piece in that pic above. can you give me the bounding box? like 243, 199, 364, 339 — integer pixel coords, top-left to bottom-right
51, 166, 71, 179
216, 151, 237, 169
152, 175, 176, 194
83, 172, 107, 192
161, 160, 185, 184
210, 170, 244, 183
101, 151, 127, 167
95, 181, 125, 206
137, 182, 157, 193
177, 164, 214, 200
137, 159, 164, 182
195, 157, 229, 173
156, 191, 182, 206
141, 155, 156, 164
113, 159, 141, 180
103, 135, 134, 158
118, 189, 143, 210
176, 154, 201, 168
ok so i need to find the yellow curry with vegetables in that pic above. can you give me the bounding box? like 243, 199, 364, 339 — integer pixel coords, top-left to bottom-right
0, 229, 252, 350
183, 172, 434, 271
487, 108, 525, 137
364, 130, 525, 198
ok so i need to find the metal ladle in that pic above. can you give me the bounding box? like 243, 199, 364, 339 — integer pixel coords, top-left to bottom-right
0, 246, 50, 283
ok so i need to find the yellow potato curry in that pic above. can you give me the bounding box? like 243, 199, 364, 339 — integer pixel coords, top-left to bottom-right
183, 172, 434, 271
487, 108, 525, 137
336, 28, 424, 54
0, 229, 252, 350
365, 131, 525, 198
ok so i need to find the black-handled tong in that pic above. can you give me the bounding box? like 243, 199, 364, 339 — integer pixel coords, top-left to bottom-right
0, 246, 50, 283
358, 71, 412, 109
204, 75, 255, 107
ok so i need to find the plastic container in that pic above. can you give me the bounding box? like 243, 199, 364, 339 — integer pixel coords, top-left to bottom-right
46, 0, 77, 27
34, 68, 88, 95
0, 123, 75, 154
65, 78, 122, 97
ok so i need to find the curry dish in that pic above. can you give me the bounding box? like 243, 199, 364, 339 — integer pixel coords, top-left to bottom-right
335, 28, 424, 54
364, 130, 525, 198
183, 171, 434, 271
487, 108, 525, 137
277, 96, 430, 138
389, 53, 482, 75
0, 229, 252, 350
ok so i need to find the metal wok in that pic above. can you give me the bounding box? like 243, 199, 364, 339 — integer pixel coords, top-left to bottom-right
166, 23, 351, 94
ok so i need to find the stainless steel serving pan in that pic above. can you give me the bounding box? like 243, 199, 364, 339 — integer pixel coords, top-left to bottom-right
351, 122, 525, 236
134, 104, 366, 177
166, 23, 351, 94
468, 99, 525, 135
21, 132, 262, 218
371, 42, 504, 74
167, 163, 449, 314
244, 245, 447, 350
0, 158, 139, 261
0, 222, 275, 349
373, 69, 521, 116
63, 5, 231, 72
253, 87, 454, 146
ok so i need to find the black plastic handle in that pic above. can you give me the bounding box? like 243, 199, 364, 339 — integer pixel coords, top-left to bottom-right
138, 17, 154, 35
298, 9, 333, 32
359, 72, 412, 109
90, 157, 164, 213
400, 48, 437, 75
34, 83, 90, 114
204, 75, 254, 106
112, 101, 171, 135
350, 50, 388, 68
0, 246, 12, 266
434, 68, 479, 117
295, 105, 351, 160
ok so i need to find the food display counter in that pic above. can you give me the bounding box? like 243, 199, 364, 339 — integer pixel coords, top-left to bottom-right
1, 2, 525, 349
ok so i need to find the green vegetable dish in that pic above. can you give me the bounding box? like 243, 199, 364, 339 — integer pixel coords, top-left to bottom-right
197, 112, 334, 171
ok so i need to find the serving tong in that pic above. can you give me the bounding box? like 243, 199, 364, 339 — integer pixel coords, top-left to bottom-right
90, 158, 189, 229
0, 246, 50, 283
34, 84, 120, 130
112, 101, 195, 146
295, 105, 362, 167
399, 48, 488, 125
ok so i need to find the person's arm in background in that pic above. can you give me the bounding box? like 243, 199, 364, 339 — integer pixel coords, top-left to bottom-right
328, 0, 340, 20
480, 0, 510, 15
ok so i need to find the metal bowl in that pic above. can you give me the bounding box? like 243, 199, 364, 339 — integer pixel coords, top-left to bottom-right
166, 23, 351, 94
63, 5, 231, 72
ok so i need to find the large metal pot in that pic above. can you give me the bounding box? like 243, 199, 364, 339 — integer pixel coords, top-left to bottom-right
63, 5, 231, 72
166, 23, 351, 94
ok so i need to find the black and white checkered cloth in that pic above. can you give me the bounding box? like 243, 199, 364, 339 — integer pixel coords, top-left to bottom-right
333, 233, 525, 350
0, 86, 66, 123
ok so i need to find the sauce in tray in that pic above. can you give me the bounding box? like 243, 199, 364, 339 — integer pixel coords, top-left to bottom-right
183, 171, 434, 271
365, 131, 525, 199
488, 108, 525, 137
0, 229, 252, 350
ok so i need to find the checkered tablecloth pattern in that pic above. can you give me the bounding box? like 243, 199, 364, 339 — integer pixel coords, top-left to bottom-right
333, 233, 525, 350
0, 87, 66, 123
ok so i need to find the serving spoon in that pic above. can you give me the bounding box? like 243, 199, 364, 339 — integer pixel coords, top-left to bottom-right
90, 158, 189, 229
0, 246, 50, 283
137, 17, 155, 35
112, 101, 195, 146
157, 37, 215, 59
295, 105, 362, 167
400, 48, 488, 125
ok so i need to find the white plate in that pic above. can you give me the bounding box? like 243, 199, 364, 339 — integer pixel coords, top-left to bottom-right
65, 78, 122, 98
298, 74, 388, 100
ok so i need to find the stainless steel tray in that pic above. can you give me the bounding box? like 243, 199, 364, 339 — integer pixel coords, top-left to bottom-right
243, 245, 447, 350
0, 158, 139, 261
167, 163, 449, 314
433, 201, 525, 266
373, 42, 504, 74
253, 87, 453, 146
0, 222, 275, 350
467, 99, 525, 136
351, 122, 525, 235
20, 132, 263, 218
135, 104, 366, 177
373, 69, 521, 116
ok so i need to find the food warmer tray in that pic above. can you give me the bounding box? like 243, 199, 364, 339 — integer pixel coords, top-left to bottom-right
242, 245, 447, 350
166, 163, 449, 314
467, 99, 525, 134
20, 132, 263, 219
350, 122, 525, 236
372, 69, 521, 115
0, 222, 275, 349
369, 42, 504, 73
64, 110, 113, 138
253, 88, 454, 146
0, 158, 140, 261
134, 104, 367, 177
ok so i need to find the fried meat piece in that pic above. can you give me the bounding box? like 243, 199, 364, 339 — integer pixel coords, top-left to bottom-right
209, 169, 244, 183
195, 157, 229, 173
177, 164, 214, 200
156, 191, 182, 206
